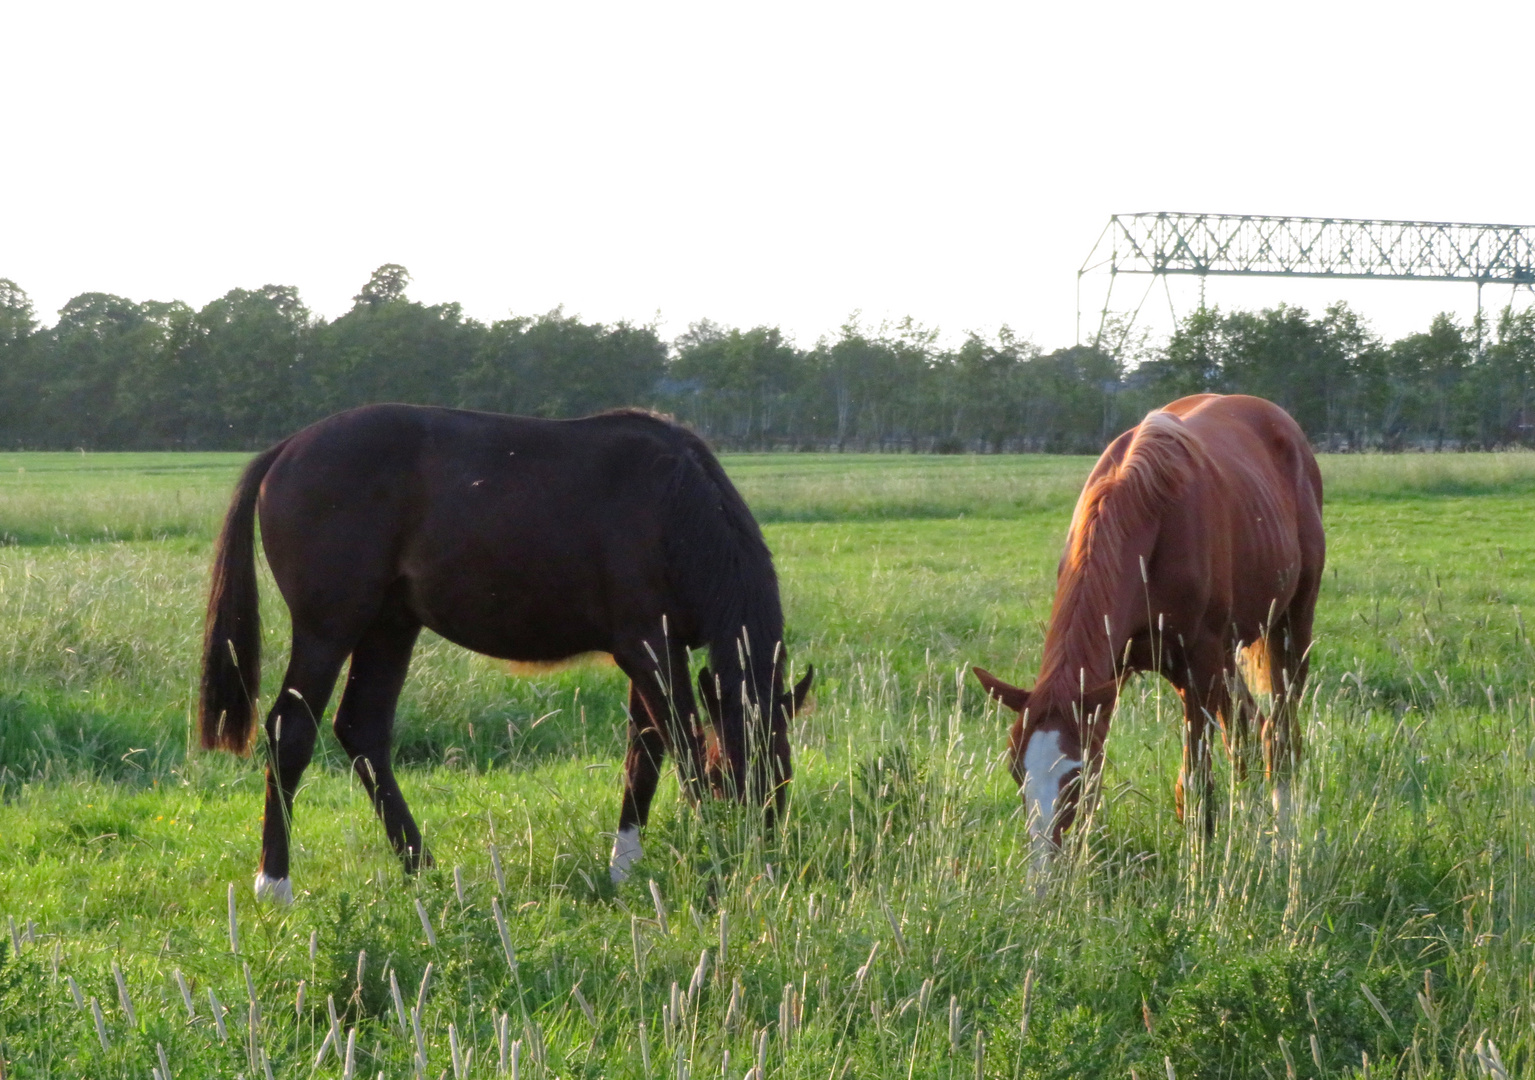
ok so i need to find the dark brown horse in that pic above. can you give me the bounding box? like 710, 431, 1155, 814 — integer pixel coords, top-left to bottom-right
974, 394, 1324, 854
199, 404, 811, 902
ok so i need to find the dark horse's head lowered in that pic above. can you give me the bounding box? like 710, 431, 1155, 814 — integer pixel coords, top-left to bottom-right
654, 430, 814, 823
696, 657, 813, 816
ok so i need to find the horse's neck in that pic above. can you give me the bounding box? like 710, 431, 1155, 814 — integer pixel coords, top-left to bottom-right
1036, 459, 1171, 697
1034, 617, 1126, 707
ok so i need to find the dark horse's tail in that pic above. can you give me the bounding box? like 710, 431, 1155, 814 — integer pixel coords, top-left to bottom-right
199, 442, 287, 753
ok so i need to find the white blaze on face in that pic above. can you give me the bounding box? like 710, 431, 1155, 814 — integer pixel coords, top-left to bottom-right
1021, 730, 1082, 844
609, 826, 643, 884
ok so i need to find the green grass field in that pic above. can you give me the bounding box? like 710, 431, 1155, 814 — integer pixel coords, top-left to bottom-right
3, 450, 1535, 1079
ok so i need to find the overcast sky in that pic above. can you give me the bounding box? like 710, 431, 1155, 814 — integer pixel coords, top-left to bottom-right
4, 1, 1532, 351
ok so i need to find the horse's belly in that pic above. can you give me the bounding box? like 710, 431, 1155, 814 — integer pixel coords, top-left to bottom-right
426, 614, 612, 665
1225, 526, 1304, 634
407, 575, 614, 663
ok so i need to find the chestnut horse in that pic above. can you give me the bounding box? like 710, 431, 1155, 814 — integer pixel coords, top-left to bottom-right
200, 404, 811, 902
974, 394, 1324, 851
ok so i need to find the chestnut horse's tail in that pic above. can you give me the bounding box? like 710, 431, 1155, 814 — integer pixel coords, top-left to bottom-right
199, 442, 287, 754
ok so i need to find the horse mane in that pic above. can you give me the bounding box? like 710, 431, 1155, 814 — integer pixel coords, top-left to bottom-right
653, 420, 785, 698
1039, 409, 1197, 690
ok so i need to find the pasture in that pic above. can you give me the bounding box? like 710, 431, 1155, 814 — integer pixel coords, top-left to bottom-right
1, 450, 1535, 1078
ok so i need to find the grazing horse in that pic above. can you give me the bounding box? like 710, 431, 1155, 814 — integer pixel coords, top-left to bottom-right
199, 404, 812, 903
973, 394, 1324, 853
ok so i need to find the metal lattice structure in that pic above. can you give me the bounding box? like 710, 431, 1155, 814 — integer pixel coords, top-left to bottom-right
1079, 212, 1535, 353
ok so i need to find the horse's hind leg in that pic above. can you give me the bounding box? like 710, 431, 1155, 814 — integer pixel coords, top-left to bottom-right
1261, 588, 1317, 822
1226, 639, 1270, 779
333, 605, 428, 872
1175, 644, 1239, 839
258, 631, 349, 902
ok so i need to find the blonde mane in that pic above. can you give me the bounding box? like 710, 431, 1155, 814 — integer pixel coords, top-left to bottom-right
1038, 410, 1197, 689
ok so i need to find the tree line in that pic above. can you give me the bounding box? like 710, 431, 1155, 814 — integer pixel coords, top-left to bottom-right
1, 265, 1532, 452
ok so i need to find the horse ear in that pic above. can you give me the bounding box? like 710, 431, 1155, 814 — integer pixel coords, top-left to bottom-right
696, 666, 721, 722
973, 667, 1031, 714
790, 665, 814, 713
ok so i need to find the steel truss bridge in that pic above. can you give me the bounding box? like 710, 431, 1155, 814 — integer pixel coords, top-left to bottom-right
1079, 213, 1535, 355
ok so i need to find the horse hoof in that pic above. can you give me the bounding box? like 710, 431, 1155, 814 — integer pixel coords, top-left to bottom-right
254, 872, 293, 905
609, 826, 642, 884
403, 845, 434, 874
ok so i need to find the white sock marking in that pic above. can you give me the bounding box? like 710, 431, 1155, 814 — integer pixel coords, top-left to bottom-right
609, 826, 642, 884
253, 872, 293, 905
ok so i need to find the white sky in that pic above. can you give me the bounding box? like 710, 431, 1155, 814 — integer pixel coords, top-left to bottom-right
3, 1, 1532, 352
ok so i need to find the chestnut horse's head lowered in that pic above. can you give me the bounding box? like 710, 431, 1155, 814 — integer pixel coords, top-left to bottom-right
974, 666, 1114, 849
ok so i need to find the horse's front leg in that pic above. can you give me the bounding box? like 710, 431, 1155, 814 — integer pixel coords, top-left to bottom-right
610, 642, 703, 884
1174, 648, 1234, 840
611, 684, 665, 883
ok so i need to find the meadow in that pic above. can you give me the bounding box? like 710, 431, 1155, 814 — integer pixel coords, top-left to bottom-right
2, 449, 1535, 1078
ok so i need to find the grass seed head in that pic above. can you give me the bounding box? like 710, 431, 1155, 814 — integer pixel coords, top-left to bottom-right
415, 898, 437, 948
89, 997, 109, 1051
112, 960, 135, 1026
649, 879, 669, 935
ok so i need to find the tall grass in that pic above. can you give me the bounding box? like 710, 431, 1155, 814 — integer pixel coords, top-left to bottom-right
2, 451, 1535, 1077
4, 664, 1532, 1077
1319, 449, 1535, 500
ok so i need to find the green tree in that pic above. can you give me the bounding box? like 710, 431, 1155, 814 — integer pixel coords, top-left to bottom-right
809, 319, 935, 450
35, 293, 166, 448
1146, 302, 1386, 447
190, 286, 313, 446
1317, 303, 1387, 449
1388, 313, 1471, 448
1024, 343, 1122, 451
0, 280, 38, 445
1470, 306, 1535, 446
459, 309, 666, 419
354, 264, 411, 307
946, 330, 1035, 451
671, 322, 804, 446
1146, 305, 1225, 399
310, 266, 486, 412
112, 300, 200, 447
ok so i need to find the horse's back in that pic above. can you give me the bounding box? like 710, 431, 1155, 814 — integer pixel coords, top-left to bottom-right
1168, 393, 1323, 534
256, 404, 713, 658
1160, 395, 1324, 628
1168, 393, 1317, 482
